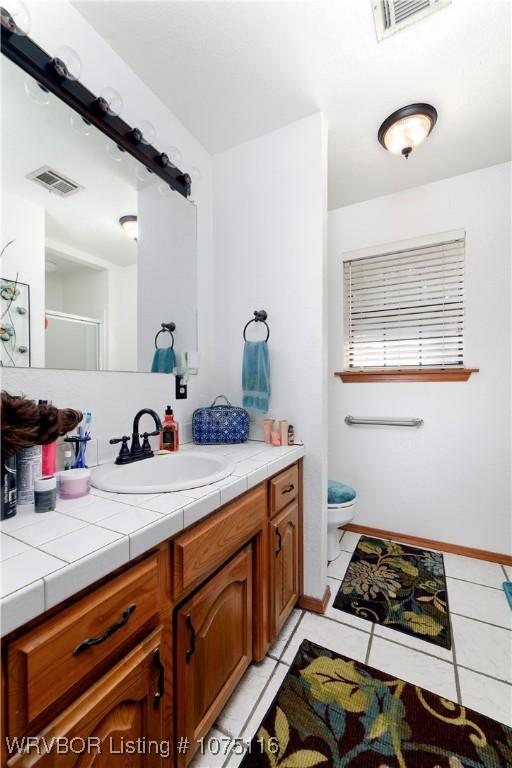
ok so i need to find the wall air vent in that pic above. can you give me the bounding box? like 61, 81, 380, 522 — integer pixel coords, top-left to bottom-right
26, 166, 84, 197
373, 0, 451, 41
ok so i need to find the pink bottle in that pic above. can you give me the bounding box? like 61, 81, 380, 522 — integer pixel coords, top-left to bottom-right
42, 442, 57, 476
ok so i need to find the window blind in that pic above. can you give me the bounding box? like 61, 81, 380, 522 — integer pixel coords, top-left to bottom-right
344, 237, 465, 369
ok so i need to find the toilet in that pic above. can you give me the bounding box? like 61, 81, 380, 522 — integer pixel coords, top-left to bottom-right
327, 481, 357, 561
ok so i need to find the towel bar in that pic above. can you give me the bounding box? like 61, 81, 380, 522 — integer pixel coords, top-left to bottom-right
345, 416, 424, 427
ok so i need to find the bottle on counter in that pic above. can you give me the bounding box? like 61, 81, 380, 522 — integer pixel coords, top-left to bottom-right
1, 454, 17, 520
39, 400, 57, 476
16, 445, 42, 508
161, 406, 179, 452
34, 475, 57, 513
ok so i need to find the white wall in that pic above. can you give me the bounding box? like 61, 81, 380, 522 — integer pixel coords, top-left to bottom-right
3, 0, 218, 447
214, 114, 329, 599
328, 163, 511, 555
1, 193, 45, 367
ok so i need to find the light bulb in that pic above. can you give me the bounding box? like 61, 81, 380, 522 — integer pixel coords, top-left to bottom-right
52, 46, 82, 81
23, 75, 51, 105
99, 87, 123, 117
106, 142, 123, 162
70, 113, 92, 136
158, 181, 173, 198
383, 114, 432, 156
138, 120, 156, 145
1, 1, 31, 36
189, 166, 202, 182
165, 146, 182, 167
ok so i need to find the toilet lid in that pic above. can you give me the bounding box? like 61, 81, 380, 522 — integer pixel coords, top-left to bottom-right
328, 480, 356, 505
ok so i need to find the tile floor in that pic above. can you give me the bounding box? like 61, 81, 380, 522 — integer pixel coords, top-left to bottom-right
191, 531, 512, 767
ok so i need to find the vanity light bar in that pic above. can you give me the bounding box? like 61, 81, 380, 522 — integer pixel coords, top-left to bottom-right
0, 16, 191, 199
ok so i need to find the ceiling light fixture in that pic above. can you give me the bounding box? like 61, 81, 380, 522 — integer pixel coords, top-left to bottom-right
119, 215, 138, 241
378, 103, 437, 159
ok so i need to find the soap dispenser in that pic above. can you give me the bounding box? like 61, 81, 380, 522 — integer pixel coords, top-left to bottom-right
161, 406, 179, 452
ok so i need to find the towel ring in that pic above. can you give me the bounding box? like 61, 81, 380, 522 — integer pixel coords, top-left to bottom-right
243, 310, 269, 342
154, 322, 176, 350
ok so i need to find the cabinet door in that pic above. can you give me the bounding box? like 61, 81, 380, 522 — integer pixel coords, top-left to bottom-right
271, 502, 299, 638
175, 546, 252, 766
7, 628, 166, 768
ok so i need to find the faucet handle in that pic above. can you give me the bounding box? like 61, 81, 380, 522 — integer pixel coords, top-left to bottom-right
140, 431, 158, 454
110, 436, 130, 445
110, 435, 130, 461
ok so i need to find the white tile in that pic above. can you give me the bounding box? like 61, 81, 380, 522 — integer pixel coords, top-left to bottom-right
183, 491, 222, 528
373, 623, 453, 662
0, 580, 45, 636
502, 564, 510, 580
443, 553, 506, 589
213, 475, 248, 505
0, 505, 40, 533
91, 489, 160, 507
447, 578, 511, 629
217, 656, 277, 736
176, 484, 222, 500
44, 538, 130, 609
458, 668, 512, 726
39, 526, 122, 562
339, 531, 361, 553
224, 445, 269, 461
327, 550, 352, 581
369, 636, 457, 700
189, 727, 233, 768
7, 513, 86, 546
241, 662, 289, 741
268, 609, 303, 659
452, 614, 512, 682
281, 611, 370, 665
0, 549, 65, 597
266, 449, 302, 477
0, 533, 30, 561
57, 496, 130, 523
324, 578, 373, 632
139, 493, 191, 515
97, 506, 163, 535
129, 510, 183, 560
232, 460, 268, 489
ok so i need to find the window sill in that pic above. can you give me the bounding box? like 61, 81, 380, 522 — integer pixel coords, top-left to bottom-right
335, 368, 479, 383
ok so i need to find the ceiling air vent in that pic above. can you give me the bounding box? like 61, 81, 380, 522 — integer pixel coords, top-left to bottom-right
26, 166, 84, 197
373, 0, 451, 41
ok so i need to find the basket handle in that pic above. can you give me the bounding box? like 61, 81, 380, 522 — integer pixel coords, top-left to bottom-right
210, 394, 232, 407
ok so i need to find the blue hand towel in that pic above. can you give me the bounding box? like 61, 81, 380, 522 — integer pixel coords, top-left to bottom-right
151, 346, 176, 373
242, 340, 270, 413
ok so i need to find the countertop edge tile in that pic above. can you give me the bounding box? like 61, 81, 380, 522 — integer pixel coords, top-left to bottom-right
0, 581, 45, 636
43, 538, 131, 612
128, 510, 184, 561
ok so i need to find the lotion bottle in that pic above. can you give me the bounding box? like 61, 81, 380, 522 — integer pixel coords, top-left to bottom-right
161, 406, 179, 452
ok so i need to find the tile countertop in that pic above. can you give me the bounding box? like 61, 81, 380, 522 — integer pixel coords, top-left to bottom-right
0, 441, 304, 637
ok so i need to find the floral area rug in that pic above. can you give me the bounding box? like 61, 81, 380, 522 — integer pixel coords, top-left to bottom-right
333, 536, 451, 649
240, 639, 511, 767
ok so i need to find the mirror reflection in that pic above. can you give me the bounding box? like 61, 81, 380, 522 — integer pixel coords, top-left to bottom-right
1, 57, 198, 373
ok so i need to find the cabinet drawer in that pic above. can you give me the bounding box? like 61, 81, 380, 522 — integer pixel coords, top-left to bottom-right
270, 464, 298, 516
173, 484, 266, 597
7, 553, 161, 735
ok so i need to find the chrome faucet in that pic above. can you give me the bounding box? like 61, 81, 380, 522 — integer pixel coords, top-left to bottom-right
110, 408, 163, 465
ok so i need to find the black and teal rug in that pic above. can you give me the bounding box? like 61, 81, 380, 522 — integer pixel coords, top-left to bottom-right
241, 639, 511, 767
333, 536, 451, 649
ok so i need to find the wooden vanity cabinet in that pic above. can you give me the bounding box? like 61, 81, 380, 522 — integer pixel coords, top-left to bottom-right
6, 627, 167, 768
175, 546, 253, 767
270, 501, 300, 637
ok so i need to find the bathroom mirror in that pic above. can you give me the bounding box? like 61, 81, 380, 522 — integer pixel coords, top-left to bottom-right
1, 56, 198, 373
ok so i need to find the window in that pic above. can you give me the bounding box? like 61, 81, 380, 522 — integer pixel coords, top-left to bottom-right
343, 236, 465, 371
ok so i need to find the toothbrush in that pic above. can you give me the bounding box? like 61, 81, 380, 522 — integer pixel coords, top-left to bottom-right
74, 411, 92, 468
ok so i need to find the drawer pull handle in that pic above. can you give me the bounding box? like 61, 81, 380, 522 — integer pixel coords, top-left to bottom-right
185, 615, 196, 663
72, 603, 137, 656
282, 484, 295, 494
275, 529, 282, 556
153, 648, 165, 708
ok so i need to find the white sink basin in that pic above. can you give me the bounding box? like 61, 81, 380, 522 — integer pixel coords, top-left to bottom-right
91, 451, 235, 494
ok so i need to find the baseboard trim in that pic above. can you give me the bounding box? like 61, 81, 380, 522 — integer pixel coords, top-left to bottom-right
298, 584, 331, 614
344, 524, 512, 566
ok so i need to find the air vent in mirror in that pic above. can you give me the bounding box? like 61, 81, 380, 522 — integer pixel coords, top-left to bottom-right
373, 0, 451, 41
26, 166, 84, 197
